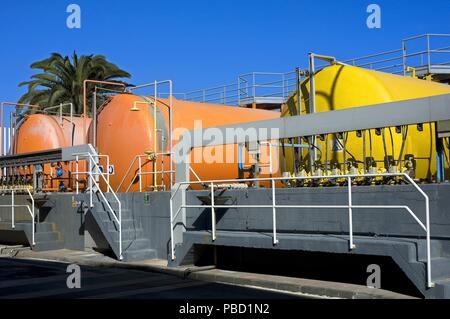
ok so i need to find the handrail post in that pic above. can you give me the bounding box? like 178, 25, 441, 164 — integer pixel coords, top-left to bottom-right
403, 173, 433, 288
75, 155, 79, 194
89, 157, 93, 208
402, 40, 407, 76
11, 190, 14, 229
107, 155, 111, 192
347, 177, 355, 249
272, 178, 278, 245
237, 76, 241, 105
170, 192, 175, 260
118, 199, 122, 260
211, 182, 216, 241
27, 188, 35, 246
252, 73, 256, 99
427, 34, 431, 73
425, 194, 433, 287
138, 156, 142, 192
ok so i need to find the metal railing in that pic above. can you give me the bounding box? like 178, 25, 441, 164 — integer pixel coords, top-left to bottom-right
116, 152, 174, 193
1, 102, 77, 158
128, 80, 174, 188
0, 187, 35, 246
184, 71, 297, 106
343, 34, 450, 75
170, 172, 433, 288
180, 34, 450, 107
74, 152, 122, 260
74, 153, 111, 193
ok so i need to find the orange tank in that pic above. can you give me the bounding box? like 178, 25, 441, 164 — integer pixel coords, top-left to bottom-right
94, 93, 280, 192
15, 114, 90, 153
13, 114, 91, 191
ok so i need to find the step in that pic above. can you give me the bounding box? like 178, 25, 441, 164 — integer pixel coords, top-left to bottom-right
107, 220, 142, 232
36, 222, 56, 233
99, 217, 136, 230
107, 229, 144, 242
417, 239, 444, 261
0, 222, 55, 233
33, 240, 64, 251
116, 238, 151, 251
35, 231, 60, 242
99, 210, 132, 220
429, 257, 450, 281
122, 248, 157, 262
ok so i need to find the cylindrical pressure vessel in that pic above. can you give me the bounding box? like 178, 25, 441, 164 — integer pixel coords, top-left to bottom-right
94, 93, 280, 192
13, 114, 91, 191
15, 114, 90, 153
281, 64, 450, 181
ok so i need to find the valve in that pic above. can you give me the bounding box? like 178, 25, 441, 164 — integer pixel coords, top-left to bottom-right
403, 154, 416, 179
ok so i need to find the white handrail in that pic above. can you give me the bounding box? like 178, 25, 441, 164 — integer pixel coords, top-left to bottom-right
0, 187, 35, 246
73, 152, 110, 194
87, 153, 122, 260
74, 152, 122, 260
169, 172, 433, 288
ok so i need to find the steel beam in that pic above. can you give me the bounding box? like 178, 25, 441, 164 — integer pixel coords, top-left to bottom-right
182, 93, 450, 149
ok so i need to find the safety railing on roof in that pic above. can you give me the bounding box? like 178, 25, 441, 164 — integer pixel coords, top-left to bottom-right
180, 34, 450, 107
184, 71, 297, 106
343, 34, 450, 75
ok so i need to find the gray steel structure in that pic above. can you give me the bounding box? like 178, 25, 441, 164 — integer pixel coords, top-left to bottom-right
168, 93, 450, 298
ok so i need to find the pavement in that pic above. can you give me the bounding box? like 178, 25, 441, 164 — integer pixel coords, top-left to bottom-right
0, 245, 416, 299
0, 256, 306, 299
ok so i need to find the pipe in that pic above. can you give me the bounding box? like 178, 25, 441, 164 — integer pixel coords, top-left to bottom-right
363, 130, 367, 174
93, 91, 97, 149
83, 80, 126, 117
308, 54, 316, 115
325, 134, 329, 175
131, 97, 160, 190
43, 102, 74, 126
82, 80, 126, 139
154, 83, 158, 190
129, 80, 174, 189
308, 54, 337, 165
0, 102, 40, 157
307, 52, 337, 115
9, 112, 14, 156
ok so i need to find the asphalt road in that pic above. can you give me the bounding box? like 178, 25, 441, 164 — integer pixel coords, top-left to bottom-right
0, 257, 300, 299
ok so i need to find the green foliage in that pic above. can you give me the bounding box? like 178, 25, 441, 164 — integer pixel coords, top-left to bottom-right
18, 52, 131, 115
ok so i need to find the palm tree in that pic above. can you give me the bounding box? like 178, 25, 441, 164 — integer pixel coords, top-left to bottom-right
18, 52, 131, 115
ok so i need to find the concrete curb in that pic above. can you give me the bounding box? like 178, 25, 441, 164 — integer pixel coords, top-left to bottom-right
2, 247, 416, 299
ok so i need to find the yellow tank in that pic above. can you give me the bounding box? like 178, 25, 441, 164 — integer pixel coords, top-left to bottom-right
282, 64, 450, 181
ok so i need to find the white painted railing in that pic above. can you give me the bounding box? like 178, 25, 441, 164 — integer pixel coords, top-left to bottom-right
170, 172, 433, 288
74, 152, 122, 260
0, 187, 35, 246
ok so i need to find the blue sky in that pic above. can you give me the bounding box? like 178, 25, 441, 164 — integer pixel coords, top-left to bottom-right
0, 0, 449, 109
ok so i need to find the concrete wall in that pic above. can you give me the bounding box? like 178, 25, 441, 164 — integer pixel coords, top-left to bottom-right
117, 192, 171, 259
0, 193, 84, 250
2, 183, 449, 258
